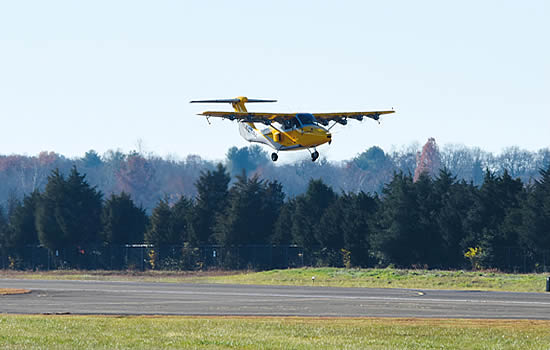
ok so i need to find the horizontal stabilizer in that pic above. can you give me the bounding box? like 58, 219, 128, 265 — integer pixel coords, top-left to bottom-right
190, 98, 277, 104
190, 99, 241, 104
246, 99, 278, 103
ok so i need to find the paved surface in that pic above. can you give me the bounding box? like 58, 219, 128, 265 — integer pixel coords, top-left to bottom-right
1, 279, 550, 319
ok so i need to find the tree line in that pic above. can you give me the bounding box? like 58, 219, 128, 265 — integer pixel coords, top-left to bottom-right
1, 162, 549, 271
1, 141, 549, 212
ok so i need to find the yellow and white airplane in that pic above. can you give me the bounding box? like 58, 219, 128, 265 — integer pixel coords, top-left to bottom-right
190, 96, 395, 162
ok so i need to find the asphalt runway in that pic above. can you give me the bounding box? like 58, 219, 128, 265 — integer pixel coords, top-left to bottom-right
1, 279, 550, 319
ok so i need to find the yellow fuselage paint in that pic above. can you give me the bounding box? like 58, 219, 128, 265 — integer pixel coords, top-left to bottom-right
267, 126, 330, 149
231, 96, 330, 150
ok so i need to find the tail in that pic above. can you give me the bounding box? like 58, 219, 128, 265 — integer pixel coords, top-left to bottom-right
190, 96, 276, 112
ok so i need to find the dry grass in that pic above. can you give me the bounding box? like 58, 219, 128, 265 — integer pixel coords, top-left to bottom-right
0, 288, 31, 295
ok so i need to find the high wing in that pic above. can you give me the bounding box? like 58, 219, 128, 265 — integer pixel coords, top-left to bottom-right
198, 110, 395, 125
198, 111, 295, 124
312, 110, 395, 122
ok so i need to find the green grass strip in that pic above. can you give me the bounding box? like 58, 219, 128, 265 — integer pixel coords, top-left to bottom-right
1, 315, 549, 350
3, 267, 549, 292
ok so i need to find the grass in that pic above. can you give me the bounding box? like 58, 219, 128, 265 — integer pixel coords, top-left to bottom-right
1, 315, 549, 349
2, 267, 549, 292
201, 267, 550, 292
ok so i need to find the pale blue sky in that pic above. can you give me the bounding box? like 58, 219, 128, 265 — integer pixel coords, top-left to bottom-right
1, 1, 548, 162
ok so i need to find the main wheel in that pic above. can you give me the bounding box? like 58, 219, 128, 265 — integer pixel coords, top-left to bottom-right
271, 153, 278, 162
311, 151, 319, 162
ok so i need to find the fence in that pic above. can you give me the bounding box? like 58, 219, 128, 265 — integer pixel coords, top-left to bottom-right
0, 244, 307, 271
1, 245, 549, 272
494, 247, 550, 273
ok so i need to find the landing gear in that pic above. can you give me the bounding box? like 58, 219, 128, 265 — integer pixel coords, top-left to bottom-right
311, 150, 319, 162
271, 153, 278, 162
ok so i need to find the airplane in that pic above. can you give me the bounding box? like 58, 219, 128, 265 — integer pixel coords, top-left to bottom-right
190, 96, 395, 162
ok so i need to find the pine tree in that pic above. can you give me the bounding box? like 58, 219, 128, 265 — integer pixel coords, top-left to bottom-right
145, 198, 176, 246
371, 172, 425, 267
36, 169, 67, 250
432, 169, 474, 268
36, 167, 103, 251
215, 173, 269, 246
291, 179, 337, 250
226, 145, 269, 175
463, 169, 524, 269
171, 195, 193, 244
260, 179, 285, 241
341, 192, 378, 267
518, 166, 550, 258
64, 167, 103, 244
0, 205, 8, 252
5, 191, 41, 253
318, 197, 346, 265
353, 146, 391, 172
189, 163, 230, 244
271, 199, 295, 245
102, 192, 147, 244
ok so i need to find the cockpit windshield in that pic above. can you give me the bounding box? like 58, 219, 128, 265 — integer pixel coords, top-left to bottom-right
296, 113, 317, 126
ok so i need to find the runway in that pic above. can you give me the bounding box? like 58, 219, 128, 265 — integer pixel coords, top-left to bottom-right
1, 279, 550, 319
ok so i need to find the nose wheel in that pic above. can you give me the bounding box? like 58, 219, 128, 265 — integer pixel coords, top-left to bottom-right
311, 150, 319, 162
271, 153, 278, 162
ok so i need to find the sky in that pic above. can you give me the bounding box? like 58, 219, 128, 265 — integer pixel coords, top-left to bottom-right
0, 1, 548, 162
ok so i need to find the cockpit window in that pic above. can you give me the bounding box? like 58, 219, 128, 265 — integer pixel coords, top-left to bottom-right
283, 117, 300, 130
296, 113, 317, 126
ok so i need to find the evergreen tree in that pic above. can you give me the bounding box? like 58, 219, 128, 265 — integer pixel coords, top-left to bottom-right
463, 169, 524, 269
215, 173, 259, 246
171, 195, 193, 244
271, 199, 295, 245
226, 145, 269, 175
413, 172, 444, 266
291, 179, 337, 250
353, 146, 391, 172
63, 166, 103, 244
260, 179, 285, 241
371, 172, 429, 267
5, 191, 41, 254
341, 192, 378, 267
518, 166, 550, 259
189, 163, 230, 244
102, 192, 147, 244
145, 198, 177, 246
432, 170, 474, 267
318, 196, 346, 265
0, 205, 8, 252
36, 167, 103, 251
81, 150, 103, 168
36, 169, 67, 250
215, 173, 283, 246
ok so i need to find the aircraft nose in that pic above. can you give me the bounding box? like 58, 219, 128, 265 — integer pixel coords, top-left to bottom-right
327, 133, 332, 139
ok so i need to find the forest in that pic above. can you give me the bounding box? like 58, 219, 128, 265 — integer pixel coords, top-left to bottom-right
1, 139, 549, 213
1, 139, 549, 271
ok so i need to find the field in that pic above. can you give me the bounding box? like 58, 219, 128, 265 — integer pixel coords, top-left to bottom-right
1, 315, 549, 350
1, 267, 548, 292
2, 269, 549, 348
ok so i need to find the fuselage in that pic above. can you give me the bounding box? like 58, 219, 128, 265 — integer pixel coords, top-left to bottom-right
239, 113, 331, 151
